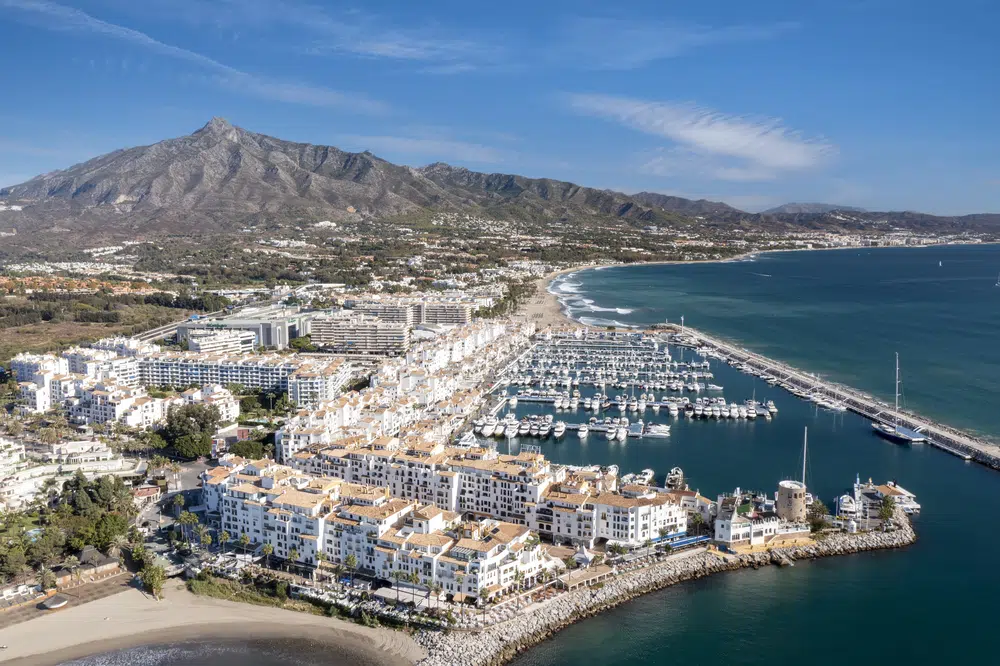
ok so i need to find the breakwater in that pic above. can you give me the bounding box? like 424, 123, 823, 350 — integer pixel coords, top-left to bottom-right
672, 327, 1000, 471
416, 511, 915, 666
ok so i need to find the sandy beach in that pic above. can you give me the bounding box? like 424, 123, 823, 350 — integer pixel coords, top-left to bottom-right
0, 586, 424, 666
519, 264, 603, 328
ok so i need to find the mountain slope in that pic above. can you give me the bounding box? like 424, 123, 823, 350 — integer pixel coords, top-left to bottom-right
0, 118, 675, 234
763, 202, 866, 215
630, 192, 743, 216
1, 118, 998, 242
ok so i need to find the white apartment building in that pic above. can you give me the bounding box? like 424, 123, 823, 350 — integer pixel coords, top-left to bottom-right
310, 312, 410, 356
186, 329, 257, 355
180, 384, 241, 423
208, 460, 555, 600
138, 352, 352, 408
10, 353, 68, 382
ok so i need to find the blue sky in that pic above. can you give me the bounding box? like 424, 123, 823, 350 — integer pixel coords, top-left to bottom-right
0, 0, 997, 214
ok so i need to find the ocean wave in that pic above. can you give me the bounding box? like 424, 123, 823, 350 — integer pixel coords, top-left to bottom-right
578, 316, 638, 328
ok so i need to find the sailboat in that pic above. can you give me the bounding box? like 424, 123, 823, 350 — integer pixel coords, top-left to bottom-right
871, 353, 927, 444
995, 272, 1000, 287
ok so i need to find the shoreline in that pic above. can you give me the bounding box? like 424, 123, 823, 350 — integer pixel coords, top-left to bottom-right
416, 511, 916, 666
0, 586, 423, 666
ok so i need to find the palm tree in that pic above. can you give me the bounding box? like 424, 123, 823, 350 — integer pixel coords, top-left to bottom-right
106, 534, 129, 559
390, 570, 403, 603
172, 493, 185, 517
315, 552, 326, 582
168, 463, 182, 490
514, 570, 525, 594
478, 587, 489, 623
430, 582, 443, 610
199, 529, 212, 550
262, 543, 274, 569
408, 571, 420, 607
288, 547, 299, 574
344, 554, 358, 586
219, 530, 231, 552
62, 555, 80, 584
238, 533, 251, 554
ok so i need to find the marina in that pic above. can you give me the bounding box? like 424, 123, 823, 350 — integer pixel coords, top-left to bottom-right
667, 327, 1000, 465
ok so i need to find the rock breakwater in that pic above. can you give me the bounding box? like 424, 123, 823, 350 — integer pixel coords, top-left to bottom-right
416, 512, 915, 666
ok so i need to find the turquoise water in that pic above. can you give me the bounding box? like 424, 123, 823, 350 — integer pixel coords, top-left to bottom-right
505, 244, 1000, 666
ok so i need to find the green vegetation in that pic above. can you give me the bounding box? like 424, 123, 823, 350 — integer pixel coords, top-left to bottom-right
162, 403, 222, 459
0, 290, 229, 363
808, 498, 831, 532
879, 495, 896, 522
187, 574, 325, 615
0, 470, 137, 584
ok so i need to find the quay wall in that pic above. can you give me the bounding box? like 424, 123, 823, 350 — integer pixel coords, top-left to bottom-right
674, 327, 1000, 471
415, 512, 915, 666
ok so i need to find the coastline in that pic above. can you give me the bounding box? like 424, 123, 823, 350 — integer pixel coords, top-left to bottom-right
0, 586, 424, 666
416, 511, 916, 666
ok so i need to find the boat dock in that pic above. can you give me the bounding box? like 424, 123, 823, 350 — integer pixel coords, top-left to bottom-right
672, 327, 995, 467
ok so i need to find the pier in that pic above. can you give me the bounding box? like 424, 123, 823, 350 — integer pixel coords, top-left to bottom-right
672, 327, 1000, 468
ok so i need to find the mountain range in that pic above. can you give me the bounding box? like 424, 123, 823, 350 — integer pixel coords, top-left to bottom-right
1, 118, 997, 242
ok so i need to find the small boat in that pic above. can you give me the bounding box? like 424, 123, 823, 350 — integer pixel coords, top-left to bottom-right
539, 423, 551, 437
707, 384, 724, 391
578, 424, 589, 437
766, 400, 778, 413
616, 426, 628, 441
508, 396, 518, 408
606, 427, 617, 441
481, 419, 497, 437
553, 421, 566, 437
530, 423, 540, 436
518, 421, 530, 436
504, 424, 518, 438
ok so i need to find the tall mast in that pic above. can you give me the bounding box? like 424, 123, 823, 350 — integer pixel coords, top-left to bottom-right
802, 427, 808, 487
894, 352, 900, 421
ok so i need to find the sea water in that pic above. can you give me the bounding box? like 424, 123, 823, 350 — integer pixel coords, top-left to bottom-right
507, 244, 1000, 665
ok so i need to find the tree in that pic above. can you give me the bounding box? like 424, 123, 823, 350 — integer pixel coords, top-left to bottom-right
229, 440, 266, 460
262, 543, 273, 568
238, 533, 251, 554
879, 495, 896, 522
344, 554, 358, 586
407, 571, 420, 607
219, 530, 231, 552
808, 498, 831, 533
39, 428, 59, 445
177, 511, 198, 546
38, 566, 56, 591
287, 547, 299, 573
106, 533, 129, 559
139, 564, 166, 599
6, 419, 24, 437
196, 525, 211, 550
390, 570, 403, 603
172, 493, 185, 517
691, 513, 705, 533
163, 403, 221, 459
173, 433, 211, 460
62, 555, 80, 582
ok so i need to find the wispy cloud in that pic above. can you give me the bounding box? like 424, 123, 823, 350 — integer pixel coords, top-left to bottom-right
556, 17, 797, 69
337, 135, 507, 164
568, 93, 835, 182
0, 0, 386, 112
128, 0, 500, 71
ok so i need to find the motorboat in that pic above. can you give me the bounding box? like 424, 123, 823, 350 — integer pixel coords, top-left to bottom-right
554, 421, 567, 437
645, 424, 671, 438
578, 424, 589, 437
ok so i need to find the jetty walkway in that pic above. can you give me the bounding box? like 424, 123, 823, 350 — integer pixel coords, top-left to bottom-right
672, 327, 1000, 470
